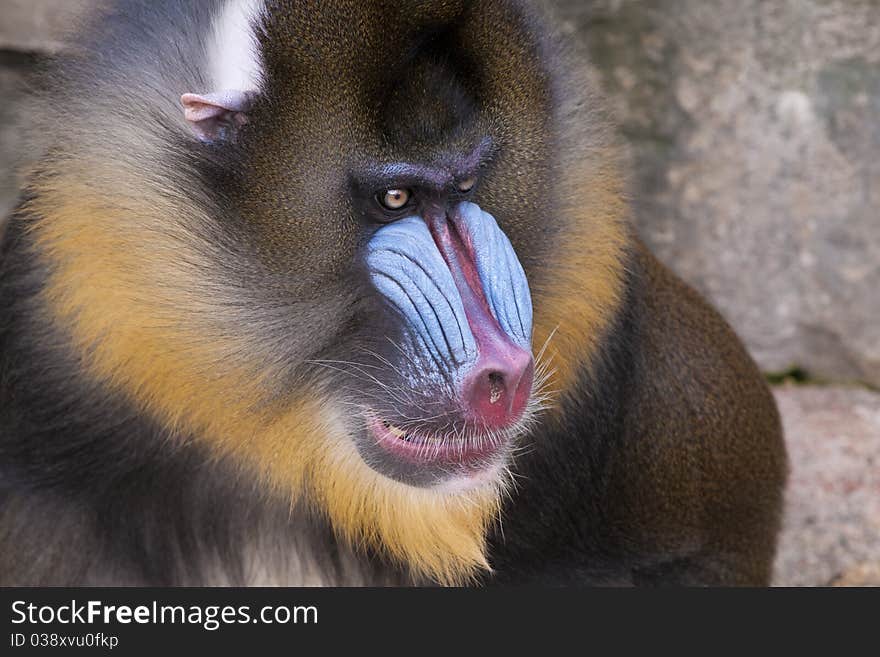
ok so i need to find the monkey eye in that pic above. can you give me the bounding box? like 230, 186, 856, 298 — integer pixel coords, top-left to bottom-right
457, 177, 477, 193
378, 189, 412, 211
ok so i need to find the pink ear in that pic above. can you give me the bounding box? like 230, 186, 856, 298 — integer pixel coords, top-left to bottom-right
181, 91, 255, 142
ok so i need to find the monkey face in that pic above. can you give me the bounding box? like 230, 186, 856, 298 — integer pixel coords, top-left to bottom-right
228, 126, 546, 489
174, 2, 563, 491
28, 0, 626, 581
354, 165, 539, 488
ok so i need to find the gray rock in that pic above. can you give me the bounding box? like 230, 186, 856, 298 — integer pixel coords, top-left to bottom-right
555, 0, 880, 387
0, 0, 94, 228
772, 386, 880, 587
0, 52, 36, 227
0, 0, 93, 53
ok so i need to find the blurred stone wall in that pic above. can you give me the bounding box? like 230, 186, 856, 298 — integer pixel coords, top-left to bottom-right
0, 0, 92, 222
0, 49, 32, 224
554, 0, 880, 387
2, 0, 879, 386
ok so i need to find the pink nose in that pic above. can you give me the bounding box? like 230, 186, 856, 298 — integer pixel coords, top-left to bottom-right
461, 344, 534, 429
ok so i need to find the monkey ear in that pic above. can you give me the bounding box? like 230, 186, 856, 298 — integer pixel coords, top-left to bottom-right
180, 91, 255, 143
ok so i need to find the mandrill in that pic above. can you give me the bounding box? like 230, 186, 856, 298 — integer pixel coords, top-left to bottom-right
0, 0, 787, 586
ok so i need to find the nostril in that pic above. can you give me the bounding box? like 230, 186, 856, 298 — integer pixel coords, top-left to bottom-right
461, 351, 535, 429
488, 372, 505, 404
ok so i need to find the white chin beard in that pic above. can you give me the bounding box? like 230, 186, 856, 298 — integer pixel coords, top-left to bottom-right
433, 459, 508, 495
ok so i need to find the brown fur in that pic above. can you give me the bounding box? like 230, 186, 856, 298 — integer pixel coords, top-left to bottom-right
616, 243, 787, 584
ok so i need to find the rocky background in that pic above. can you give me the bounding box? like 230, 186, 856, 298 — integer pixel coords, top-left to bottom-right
1, 0, 878, 585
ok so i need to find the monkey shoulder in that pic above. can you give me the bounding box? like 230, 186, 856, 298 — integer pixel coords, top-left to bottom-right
596, 242, 787, 581
623, 241, 784, 470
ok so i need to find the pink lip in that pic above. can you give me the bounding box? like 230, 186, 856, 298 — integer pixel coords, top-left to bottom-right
366, 416, 509, 467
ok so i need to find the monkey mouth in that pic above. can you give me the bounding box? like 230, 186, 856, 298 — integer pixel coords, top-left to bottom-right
365, 414, 512, 469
